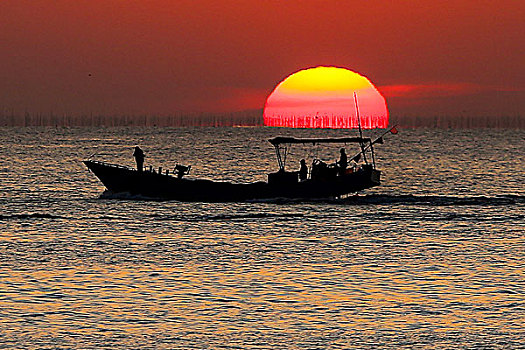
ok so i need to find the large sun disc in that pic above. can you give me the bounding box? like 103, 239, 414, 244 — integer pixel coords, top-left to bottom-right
263, 66, 388, 129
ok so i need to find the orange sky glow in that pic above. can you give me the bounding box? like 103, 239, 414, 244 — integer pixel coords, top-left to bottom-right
0, 0, 523, 118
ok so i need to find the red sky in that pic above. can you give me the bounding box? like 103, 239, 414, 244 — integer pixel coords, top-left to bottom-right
1, 0, 523, 118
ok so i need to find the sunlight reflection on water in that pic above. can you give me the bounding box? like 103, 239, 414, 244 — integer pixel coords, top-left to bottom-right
0, 127, 524, 348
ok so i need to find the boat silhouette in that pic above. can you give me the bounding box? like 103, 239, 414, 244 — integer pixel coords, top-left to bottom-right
84, 130, 395, 202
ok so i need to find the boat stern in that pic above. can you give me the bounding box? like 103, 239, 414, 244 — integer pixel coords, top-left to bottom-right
371, 168, 381, 186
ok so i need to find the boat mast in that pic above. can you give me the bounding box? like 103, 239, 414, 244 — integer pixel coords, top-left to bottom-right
353, 92, 368, 165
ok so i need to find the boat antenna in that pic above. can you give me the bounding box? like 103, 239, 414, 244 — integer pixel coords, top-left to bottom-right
354, 92, 364, 140
353, 92, 368, 164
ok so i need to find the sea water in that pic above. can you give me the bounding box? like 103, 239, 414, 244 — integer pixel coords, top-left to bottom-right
0, 127, 523, 349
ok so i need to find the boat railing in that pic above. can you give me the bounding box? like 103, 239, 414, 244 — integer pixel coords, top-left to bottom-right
88, 159, 184, 177
88, 159, 135, 171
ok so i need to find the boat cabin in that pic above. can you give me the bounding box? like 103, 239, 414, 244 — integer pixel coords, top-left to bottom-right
266, 136, 377, 185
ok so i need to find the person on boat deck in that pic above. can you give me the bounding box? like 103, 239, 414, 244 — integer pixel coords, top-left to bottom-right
337, 148, 348, 175
299, 159, 308, 181
133, 146, 145, 172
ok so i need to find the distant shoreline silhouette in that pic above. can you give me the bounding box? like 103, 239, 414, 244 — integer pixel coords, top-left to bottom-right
0, 110, 523, 128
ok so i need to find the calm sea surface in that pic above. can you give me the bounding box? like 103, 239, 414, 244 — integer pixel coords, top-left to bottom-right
0, 127, 524, 349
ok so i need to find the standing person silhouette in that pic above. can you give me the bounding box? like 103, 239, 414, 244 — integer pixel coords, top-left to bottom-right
133, 146, 145, 172
299, 159, 308, 181
337, 148, 347, 175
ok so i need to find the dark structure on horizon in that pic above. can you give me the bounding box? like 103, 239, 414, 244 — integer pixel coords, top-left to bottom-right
1, 110, 523, 128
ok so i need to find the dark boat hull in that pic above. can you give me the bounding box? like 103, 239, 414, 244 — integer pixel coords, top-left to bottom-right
84, 160, 380, 202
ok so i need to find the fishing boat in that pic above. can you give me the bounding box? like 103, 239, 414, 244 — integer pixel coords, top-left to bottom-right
83, 127, 396, 202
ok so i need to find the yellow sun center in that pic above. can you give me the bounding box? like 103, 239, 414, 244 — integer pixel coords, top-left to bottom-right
264, 66, 388, 129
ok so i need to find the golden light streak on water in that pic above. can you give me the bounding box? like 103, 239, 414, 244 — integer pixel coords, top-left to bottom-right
0, 127, 523, 348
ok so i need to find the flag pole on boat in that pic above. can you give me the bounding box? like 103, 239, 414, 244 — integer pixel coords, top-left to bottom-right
348, 125, 399, 163
353, 92, 368, 164
354, 92, 363, 139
